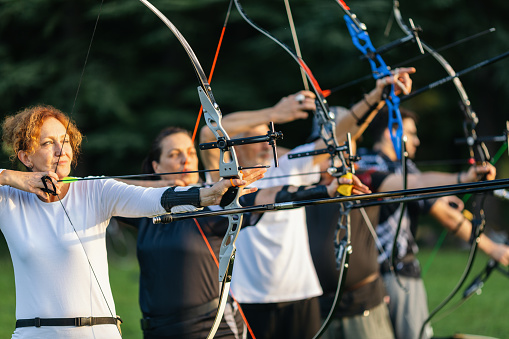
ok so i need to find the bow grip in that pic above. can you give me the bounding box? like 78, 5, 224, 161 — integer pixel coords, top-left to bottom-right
220, 186, 239, 207
386, 96, 403, 160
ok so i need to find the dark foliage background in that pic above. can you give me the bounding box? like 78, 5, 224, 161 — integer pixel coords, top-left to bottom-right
1, 0, 508, 228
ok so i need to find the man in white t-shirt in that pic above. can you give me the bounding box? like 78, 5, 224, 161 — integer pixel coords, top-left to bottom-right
200, 68, 413, 338
199, 89, 378, 338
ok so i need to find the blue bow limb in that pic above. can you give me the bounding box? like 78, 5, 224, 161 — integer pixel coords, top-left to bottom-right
344, 14, 403, 159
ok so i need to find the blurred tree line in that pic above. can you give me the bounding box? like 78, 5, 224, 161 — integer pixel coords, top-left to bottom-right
0, 0, 508, 230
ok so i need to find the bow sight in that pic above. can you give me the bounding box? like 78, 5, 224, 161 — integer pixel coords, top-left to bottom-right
288, 132, 359, 176
200, 121, 283, 167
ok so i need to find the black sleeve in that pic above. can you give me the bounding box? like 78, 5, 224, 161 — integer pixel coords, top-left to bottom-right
240, 191, 263, 228
239, 191, 258, 207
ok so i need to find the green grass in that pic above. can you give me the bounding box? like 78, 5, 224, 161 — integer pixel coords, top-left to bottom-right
0, 252, 15, 337
419, 249, 508, 338
0, 248, 508, 338
109, 259, 143, 339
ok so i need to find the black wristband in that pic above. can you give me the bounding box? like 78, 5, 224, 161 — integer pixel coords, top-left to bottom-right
363, 94, 374, 107
161, 186, 201, 212
275, 185, 329, 203
356, 94, 380, 126
356, 103, 380, 126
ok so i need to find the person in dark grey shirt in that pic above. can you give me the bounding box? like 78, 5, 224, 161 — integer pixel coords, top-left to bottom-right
307, 169, 395, 339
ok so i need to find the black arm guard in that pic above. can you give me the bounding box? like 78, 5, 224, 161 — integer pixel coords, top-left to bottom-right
161, 186, 201, 212
356, 102, 380, 126
275, 185, 329, 203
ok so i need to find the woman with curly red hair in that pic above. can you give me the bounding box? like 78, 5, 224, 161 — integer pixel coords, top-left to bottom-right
0, 104, 264, 339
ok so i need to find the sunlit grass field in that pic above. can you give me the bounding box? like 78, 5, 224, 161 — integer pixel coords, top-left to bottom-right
0, 246, 507, 338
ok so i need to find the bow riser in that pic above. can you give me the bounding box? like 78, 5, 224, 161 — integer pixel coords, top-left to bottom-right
339, 9, 404, 159
218, 220, 240, 281
344, 16, 389, 80
198, 87, 242, 178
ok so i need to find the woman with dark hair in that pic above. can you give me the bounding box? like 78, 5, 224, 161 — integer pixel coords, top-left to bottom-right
119, 126, 247, 338
0, 105, 263, 339
118, 125, 367, 338
122, 127, 200, 188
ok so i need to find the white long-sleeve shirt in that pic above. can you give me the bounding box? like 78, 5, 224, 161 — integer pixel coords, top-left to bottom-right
0, 175, 169, 339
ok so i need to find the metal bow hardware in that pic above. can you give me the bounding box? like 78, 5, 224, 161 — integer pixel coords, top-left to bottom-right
332, 0, 422, 330
234, 0, 358, 182
138, 1, 282, 337
200, 121, 283, 167
233, 2, 361, 337
391, 2, 504, 337
463, 237, 509, 300
393, 0, 490, 167
234, 0, 349, 165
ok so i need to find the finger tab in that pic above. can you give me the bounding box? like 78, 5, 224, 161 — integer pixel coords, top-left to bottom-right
337, 173, 353, 196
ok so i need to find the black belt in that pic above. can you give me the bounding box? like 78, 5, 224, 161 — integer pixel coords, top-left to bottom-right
345, 272, 380, 292
16, 316, 122, 328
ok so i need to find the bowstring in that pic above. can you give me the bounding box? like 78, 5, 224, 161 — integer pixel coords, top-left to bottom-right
55, 1, 104, 172
283, 0, 309, 91
278, 2, 355, 336
51, 1, 121, 335
191, 0, 233, 143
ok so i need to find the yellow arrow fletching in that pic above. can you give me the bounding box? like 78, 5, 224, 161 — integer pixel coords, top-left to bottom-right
60, 177, 79, 183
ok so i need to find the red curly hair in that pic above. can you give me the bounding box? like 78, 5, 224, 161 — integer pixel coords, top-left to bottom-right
2, 105, 82, 168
